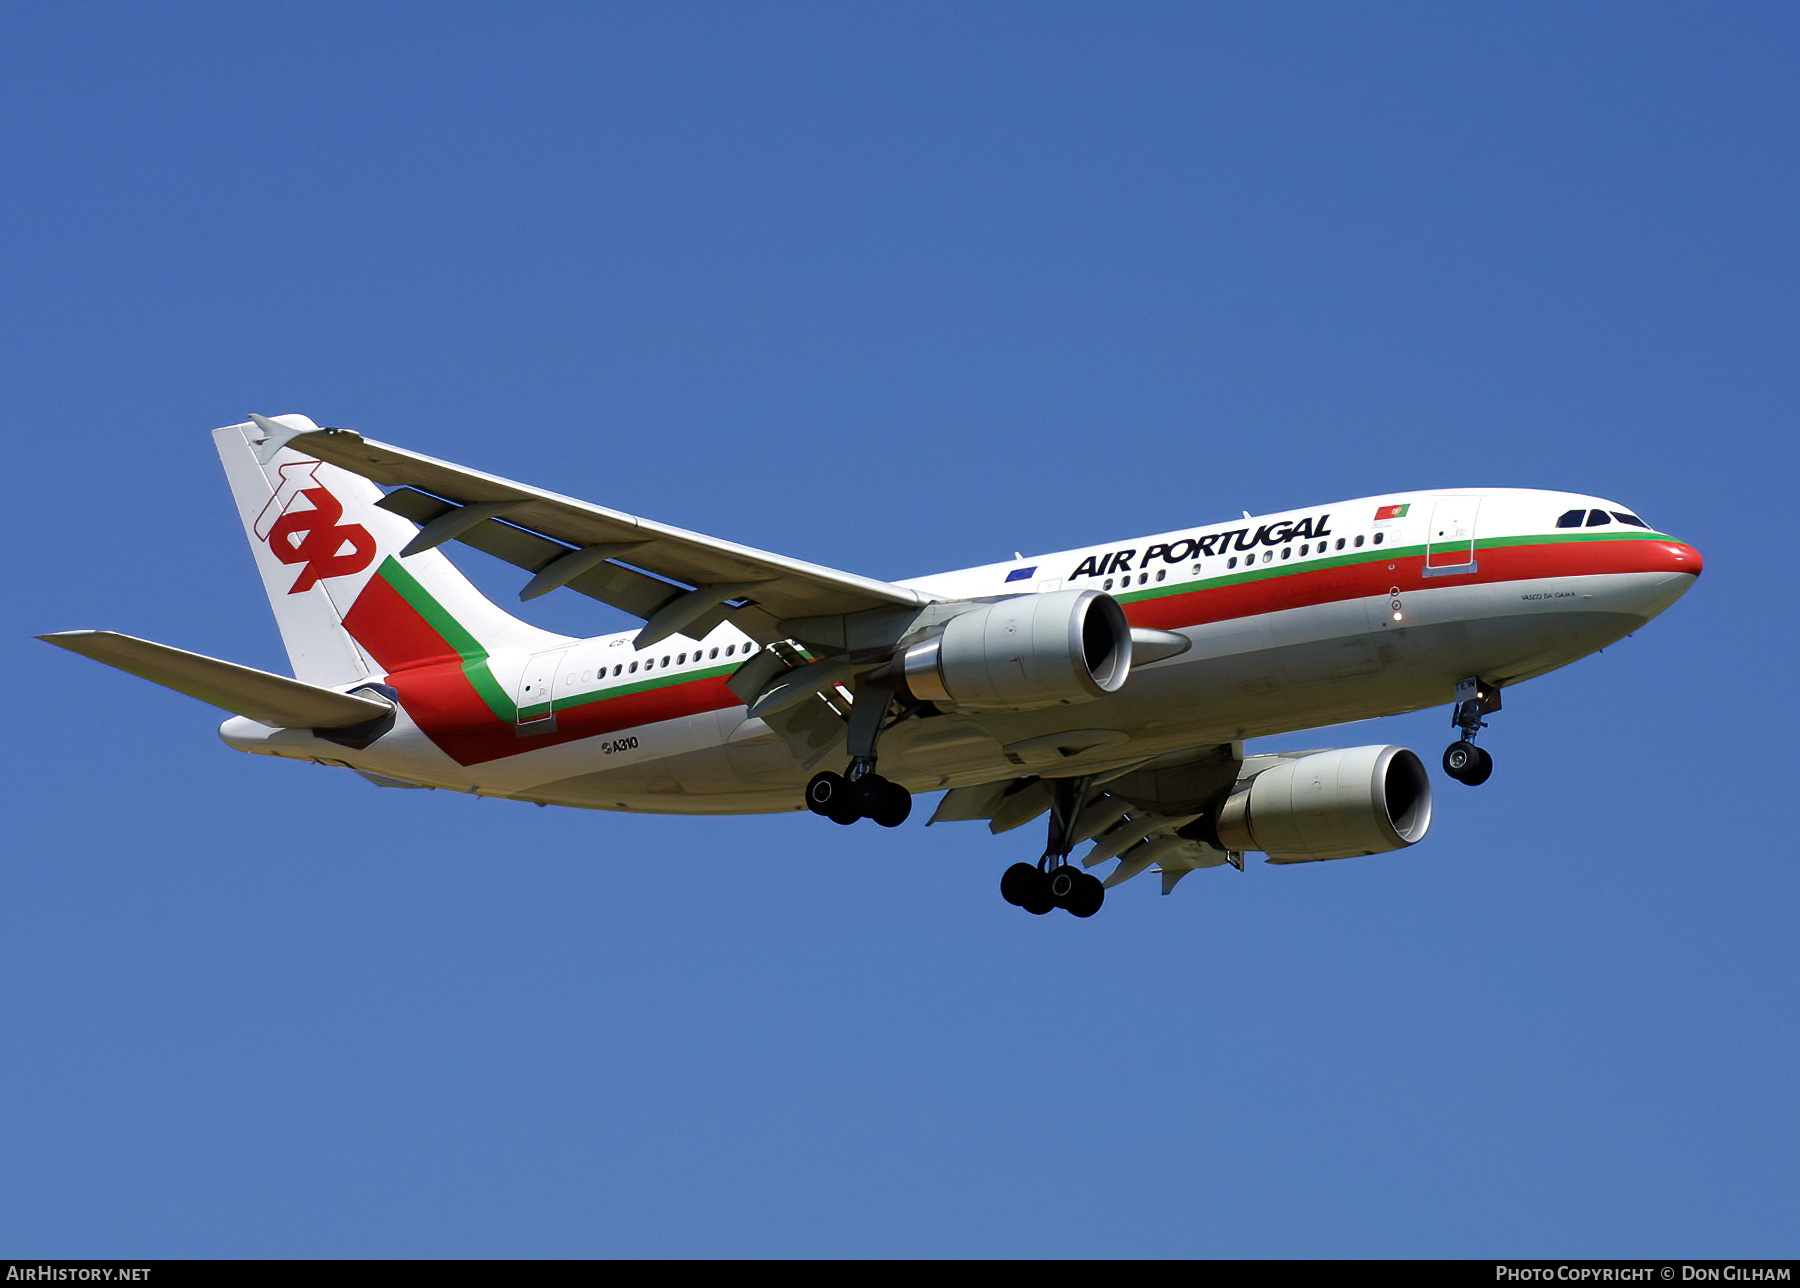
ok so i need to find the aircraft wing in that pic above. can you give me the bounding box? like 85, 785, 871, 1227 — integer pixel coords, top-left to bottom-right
250, 416, 933, 649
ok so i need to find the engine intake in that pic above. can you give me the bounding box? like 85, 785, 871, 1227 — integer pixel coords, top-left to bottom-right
900, 589, 1131, 713
1216, 745, 1432, 862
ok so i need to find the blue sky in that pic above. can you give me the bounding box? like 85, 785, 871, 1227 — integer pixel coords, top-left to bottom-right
4, 2, 1796, 1257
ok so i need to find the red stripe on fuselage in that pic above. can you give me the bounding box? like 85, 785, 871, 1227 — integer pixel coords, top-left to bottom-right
342, 573, 742, 768
516, 676, 742, 761
342, 573, 464, 671
343, 572, 511, 764
397, 669, 740, 769
347, 536, 1693, 770
1125, 537, 1697, 632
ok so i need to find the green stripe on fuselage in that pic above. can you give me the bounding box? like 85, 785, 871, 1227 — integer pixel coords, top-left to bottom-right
545, 661, 741, 715
1106, 529, 1669, 607
376, 557, 516, 721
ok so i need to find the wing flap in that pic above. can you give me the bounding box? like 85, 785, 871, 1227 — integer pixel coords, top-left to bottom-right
39, 631, 392, 729
261, 421, 931, 627
377, 486, 687, 622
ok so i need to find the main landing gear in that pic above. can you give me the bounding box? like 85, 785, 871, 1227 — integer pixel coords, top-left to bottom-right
802, 676, 913, 827
1443, 675, 1500, 786
805, 764, 912, 827
1001, 777, 1106, 918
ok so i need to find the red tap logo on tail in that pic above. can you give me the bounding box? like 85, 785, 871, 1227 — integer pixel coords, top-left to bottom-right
254, 461, 377, 594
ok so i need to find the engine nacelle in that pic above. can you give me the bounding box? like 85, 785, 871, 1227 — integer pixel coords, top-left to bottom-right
899, 589, 1131, 713
1216, 745, 1432, 862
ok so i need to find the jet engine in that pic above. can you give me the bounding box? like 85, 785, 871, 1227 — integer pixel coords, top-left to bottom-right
1215, 745, 1433, 862
898, 589, 1132, 713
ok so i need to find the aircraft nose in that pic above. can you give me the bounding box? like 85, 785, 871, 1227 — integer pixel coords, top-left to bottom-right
1612, 538, 1702, 624
1653, 540, 1704, 577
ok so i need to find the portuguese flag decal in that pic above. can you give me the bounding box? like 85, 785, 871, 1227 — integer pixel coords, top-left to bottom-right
1374, 503, 1410, 521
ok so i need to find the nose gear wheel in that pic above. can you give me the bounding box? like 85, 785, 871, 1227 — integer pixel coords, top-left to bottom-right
1443, 676, 1501, 786
1442, 740, 1493, 785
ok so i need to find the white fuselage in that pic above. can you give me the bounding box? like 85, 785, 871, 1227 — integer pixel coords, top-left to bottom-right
221, 486, 1702, 813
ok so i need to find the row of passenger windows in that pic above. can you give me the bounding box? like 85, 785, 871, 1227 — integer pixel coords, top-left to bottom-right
1098, 533, 1383, 588
1556, 508, 1648, 529
563, 642, 757, 688
1224, 533, 1381, 570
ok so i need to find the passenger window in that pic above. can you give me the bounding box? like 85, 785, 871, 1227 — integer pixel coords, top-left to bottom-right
1586, 509, 1611, 527
1373, 532, 1384, 545
725, 644, 735, 656
1354, 535, 1364, 548
744, 645, 757, 657
1299, 544, 1308, 556
1281, 547, 1292, 560
1138, 573, 1147, 585
629, 661, 638, 674
1612, 511, 1648, 528
1556, 509, 1586, 528
1155, 569, 1165, 582
1103, 578, 1113, 590
678, 652, 687, 665
612, 665, 622, 677
1262, 551, 1272, 564
1335, 538, 1345, 550
709, 647, 719, 659
660, 656, 670, 668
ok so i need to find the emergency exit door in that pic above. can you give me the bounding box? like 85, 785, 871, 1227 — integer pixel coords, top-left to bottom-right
515, 648, 566, 727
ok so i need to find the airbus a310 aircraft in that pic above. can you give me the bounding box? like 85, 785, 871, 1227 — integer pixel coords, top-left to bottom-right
41, 415, 1702, 917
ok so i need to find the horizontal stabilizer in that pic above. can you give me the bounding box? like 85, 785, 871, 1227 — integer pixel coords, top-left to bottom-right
38, 631, 392, 729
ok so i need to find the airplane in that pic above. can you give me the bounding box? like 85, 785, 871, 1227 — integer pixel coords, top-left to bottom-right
39, 414, 1703, 918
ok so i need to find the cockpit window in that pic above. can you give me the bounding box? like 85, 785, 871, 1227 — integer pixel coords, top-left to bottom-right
1585, 509, 1612, 527
1611, 511, 1649, 528
1556, 509, 1585, 528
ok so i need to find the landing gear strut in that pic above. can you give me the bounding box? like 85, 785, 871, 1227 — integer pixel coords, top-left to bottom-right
1443, 676, 1500, 786
802, 676, 913, 827
1001, 777, 1106, 918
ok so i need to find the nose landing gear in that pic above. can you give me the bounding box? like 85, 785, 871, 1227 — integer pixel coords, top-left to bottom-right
1000, 777, 1107, 917
1443, 676, 1500, 786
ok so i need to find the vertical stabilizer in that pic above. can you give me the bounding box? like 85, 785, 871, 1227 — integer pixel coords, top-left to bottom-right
215, 416, 570, 687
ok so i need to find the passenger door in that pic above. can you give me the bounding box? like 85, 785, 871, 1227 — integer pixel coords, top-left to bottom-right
1423, 496, 1480, 577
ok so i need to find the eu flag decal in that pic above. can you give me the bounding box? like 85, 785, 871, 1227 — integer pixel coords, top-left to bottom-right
1005, 566, 1037, 582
